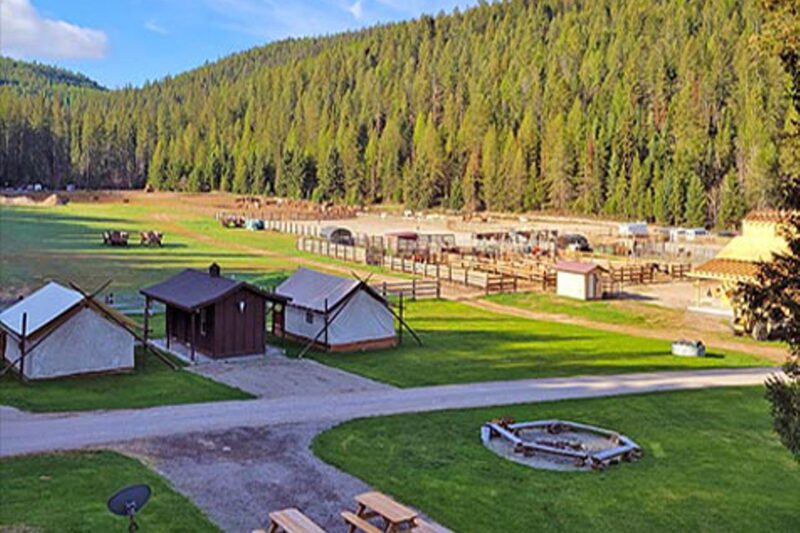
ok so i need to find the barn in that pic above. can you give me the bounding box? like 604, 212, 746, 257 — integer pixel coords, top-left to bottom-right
0, 282, 136, 380
689, 210, 792, 312
555, 261, 609, 301
141, 264, 288, 361
274, 268, 397, 352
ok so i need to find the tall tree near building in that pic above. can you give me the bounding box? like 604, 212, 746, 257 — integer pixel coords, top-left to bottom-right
739, 0, 800, 463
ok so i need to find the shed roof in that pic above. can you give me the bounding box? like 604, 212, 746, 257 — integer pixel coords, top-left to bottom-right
555, 261, 606, 275
0, 282, 83, 336
276, 267, 383, 313
141, 268, 285, 311
689, 258, 760, 282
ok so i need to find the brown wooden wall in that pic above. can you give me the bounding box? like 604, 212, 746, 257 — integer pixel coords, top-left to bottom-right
212, 288, 266, 357
165, 287, 266, 358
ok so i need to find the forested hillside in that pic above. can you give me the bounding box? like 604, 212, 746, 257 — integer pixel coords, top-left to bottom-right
0, 57, 105, 93
0, 0, 794, 227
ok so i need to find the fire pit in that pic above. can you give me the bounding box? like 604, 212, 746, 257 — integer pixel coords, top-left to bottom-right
481, 418, 642, 471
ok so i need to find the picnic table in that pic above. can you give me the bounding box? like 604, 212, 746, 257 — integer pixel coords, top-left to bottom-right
343, 492, 422, 533
254, 507, 326, 533
140, 230, 164, 246
102, 230, 129, 246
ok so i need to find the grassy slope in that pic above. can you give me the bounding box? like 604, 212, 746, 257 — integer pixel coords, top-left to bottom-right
313, 387, 800, 532
0, 451, 219, 532
0, 349, 252, 412
487, 291, 672, 326
0, 204, 290, 295
305, 300, 767, 387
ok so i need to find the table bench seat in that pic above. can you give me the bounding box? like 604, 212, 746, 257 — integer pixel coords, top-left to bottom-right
257, 508, 326, 533
341, 511, 383, 533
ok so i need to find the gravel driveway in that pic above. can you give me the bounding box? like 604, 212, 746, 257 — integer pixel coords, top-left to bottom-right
189, 352, 393, 398
112, 423, 447, 533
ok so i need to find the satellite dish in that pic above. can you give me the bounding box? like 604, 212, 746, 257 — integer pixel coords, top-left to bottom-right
108, 484, 151, 532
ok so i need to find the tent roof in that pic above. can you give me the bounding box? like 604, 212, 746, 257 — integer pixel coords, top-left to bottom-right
0, 282, 83, 336
141, 268, 285, 311
276, 267, 379, 312
555, 261, 606, 274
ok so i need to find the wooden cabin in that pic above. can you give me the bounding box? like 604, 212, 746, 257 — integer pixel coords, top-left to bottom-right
141, 264, 288, 361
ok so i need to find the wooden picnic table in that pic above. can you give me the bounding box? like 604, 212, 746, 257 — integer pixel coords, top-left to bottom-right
346, 491, 419, 533
257, 508, 326, 533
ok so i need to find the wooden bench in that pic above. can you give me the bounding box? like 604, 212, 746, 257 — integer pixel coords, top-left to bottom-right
341, 511, 383, 533
102, 230, 129, 246
140, 230, 163, 246
254, 508, 326, 533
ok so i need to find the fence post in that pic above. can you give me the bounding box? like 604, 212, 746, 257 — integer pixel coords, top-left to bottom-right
436, 280, 441, 299
412, 278, 417, 301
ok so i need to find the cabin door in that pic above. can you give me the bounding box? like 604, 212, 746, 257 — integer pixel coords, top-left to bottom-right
271, 303, 285, 338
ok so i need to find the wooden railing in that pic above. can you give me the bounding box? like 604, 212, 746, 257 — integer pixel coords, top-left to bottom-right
297, 236, 369, 263
372, 280, 440, 300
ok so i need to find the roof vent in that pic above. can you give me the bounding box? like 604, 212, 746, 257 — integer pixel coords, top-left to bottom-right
209, 263, 221, 277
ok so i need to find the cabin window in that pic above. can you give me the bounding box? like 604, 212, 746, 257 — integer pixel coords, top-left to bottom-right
305, 311, 314, 324
200, 308, 213, 336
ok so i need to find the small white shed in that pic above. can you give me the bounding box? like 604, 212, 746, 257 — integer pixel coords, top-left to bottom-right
0, 282, 136, 380
554, 261, 608, 301
275, 268, 397, 352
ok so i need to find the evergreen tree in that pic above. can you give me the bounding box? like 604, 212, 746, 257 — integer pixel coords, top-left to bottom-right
685, 173, 708, 227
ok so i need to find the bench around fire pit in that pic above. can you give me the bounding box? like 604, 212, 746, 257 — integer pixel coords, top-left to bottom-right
481, 419, 642, 470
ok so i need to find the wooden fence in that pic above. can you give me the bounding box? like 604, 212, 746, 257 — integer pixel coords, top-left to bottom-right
372, 280, 440, 300
297, 236, 368, 263
382, 256, 517, 294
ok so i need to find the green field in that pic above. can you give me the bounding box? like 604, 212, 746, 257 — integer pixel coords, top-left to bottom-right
486, 291, 673, 326
0, 451, 219, 532
0, 348, 252, 412
0, 204, 294, 295
304, 300, 767, 387
313, 387, 800, 532
1, 203, 772, 393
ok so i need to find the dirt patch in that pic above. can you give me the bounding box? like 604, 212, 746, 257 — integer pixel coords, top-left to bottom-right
111, 423, 438, 533
0, 193, 67, 206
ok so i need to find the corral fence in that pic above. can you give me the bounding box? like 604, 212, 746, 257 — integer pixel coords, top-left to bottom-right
297, 236, 371, 263
372, 280, 440, 300
381, 256, 518, 295
609, 263, 692, 288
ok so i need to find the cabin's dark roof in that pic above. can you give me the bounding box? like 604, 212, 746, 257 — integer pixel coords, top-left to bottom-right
141, 269, 287, 310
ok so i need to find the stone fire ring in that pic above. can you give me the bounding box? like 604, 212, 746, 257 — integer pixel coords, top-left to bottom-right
481, 419, 643, 472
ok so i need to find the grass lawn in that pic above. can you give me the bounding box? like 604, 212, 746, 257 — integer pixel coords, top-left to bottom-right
0, 348, 252, 412
304, 300, 768, 387
0, 204, 290, 296
0, 450, 219, 532
313, 387, 800, 532
486, 291, 674, 326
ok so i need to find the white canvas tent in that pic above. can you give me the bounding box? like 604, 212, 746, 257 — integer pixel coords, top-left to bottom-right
275, 268, 397, 352
0, 282, 136, 380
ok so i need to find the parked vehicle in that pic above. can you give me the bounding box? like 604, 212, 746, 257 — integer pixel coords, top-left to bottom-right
557, 234, 592, 252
